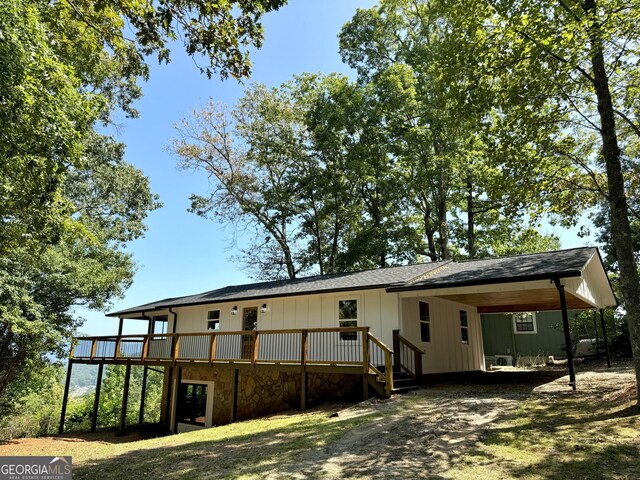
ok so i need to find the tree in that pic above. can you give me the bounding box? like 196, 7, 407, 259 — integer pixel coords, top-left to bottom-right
171, 75, 425, 278
171, 85, 307, 279
0, 134, 160, 411
1, 0, 287, 420
338, 0, 570, 261
464, 0, 640, 402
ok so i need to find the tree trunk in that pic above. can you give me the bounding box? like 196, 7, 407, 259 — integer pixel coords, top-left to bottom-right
584, 0, 640, 404
437, 191, 450, 260
467, 176, 476, 258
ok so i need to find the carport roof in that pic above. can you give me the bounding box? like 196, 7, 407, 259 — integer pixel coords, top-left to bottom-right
389, 247, 598, 292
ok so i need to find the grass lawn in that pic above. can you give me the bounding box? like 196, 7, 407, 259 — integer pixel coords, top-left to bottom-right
445, 374, 640, 479
1, 363, 638, 479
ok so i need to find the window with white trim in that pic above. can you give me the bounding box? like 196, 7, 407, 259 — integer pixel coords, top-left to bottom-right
512, 312, 537, 334
207, 310, 220, 330
460, 310, 469, 344
419, 301, 431, 342
338, 299, 358, 341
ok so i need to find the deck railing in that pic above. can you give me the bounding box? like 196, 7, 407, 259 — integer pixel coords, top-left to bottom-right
71, 327, 395, 393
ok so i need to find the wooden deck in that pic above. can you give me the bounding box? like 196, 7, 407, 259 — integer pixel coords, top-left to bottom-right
62, 327, 424, 435
70, 327, 395, 389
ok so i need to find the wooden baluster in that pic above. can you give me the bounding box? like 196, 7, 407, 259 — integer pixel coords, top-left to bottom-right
172, 334, 181, 363
252, 331, 259, 366
210, 333, 217, 363
90, 339, 97, 361
142, 335, 150, 361
114, 337, 122, 360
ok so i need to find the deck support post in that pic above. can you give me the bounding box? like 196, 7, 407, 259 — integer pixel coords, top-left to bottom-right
139, 365, 148, 425
172, 366, 182, 433
58, 360, 73, 434
232, 369, 239, 422
91, 363, 104, 433
554, 278, 576, 390
300, 330, 308, 411
362, 330, 370, 401
118, 364, 132, 435
600, 308, 612, 368
164, 367, 173, 431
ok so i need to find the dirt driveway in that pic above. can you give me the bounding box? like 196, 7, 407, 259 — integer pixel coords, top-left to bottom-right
267, 366, 637, 479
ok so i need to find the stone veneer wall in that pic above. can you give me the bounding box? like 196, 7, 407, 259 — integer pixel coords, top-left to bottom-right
178, 367, 362, 427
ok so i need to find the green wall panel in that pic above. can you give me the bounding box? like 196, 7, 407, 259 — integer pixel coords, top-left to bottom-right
481, 310, 582, 358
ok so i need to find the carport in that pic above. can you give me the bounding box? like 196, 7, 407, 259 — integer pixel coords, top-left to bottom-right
387, 247, 618, 389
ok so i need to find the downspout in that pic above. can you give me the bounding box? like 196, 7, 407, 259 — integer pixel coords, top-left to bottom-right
553, 278, 577, 390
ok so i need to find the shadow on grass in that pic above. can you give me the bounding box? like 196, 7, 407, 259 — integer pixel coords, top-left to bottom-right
457, 393, 640, 480
72, 413, 386, 479
55, 423, 168, 445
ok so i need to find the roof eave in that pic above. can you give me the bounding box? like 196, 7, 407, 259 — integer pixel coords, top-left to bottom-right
385, 270, 584, 293
107, 282, 398, 318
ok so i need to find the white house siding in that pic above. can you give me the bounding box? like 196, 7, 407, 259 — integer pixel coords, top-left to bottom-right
400, 295, 485, 374
166, 288, 400, 351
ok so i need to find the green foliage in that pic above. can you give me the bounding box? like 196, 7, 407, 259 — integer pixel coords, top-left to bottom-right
2, 0, 284, 426
0, 365, 64, 440
0, 364, 165, 439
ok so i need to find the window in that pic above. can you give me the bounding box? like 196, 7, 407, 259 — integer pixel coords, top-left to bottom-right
513, 312, 537, 334
152, 315, 168, 335
177, 383, 207, 426
338, 299, 358, 341
460, 310, 469, 344
419, 301, 431, 342
207, 310, 220, 330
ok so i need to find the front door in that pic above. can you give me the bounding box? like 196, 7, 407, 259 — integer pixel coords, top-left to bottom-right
241, 307, 258, 359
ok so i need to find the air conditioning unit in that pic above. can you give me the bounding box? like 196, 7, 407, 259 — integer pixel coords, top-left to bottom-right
494, 355, 513, 367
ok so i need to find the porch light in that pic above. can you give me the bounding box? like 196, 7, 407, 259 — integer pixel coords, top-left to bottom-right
261, 304, 268, 313
231, 306, 238, 315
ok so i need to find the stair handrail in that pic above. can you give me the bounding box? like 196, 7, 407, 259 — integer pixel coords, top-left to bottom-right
392, 329, 424, 383
367, 332, 394, 396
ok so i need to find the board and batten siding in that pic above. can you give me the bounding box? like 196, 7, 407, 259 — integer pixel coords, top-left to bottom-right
400, 295, 485, 374
166, 288, 400, 349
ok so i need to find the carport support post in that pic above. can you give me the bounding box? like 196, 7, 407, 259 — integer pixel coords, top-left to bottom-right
554, 278, 576, 390
600, 308, 612, 368
118, 364, 132, 435
91, 363, 104, 432
58, 361, 73, 434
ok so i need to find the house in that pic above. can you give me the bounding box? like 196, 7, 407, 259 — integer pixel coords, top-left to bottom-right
60, 247, 616, 435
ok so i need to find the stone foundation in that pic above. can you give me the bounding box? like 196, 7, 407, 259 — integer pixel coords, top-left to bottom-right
173, 367, 362, 428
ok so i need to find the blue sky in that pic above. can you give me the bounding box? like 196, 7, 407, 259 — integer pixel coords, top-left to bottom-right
79, 0, 592, 336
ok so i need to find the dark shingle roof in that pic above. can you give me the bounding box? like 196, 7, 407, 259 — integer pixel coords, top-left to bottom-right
109, 247, 602, 317
390, 247, 597, 291
108, 261, 448, 316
